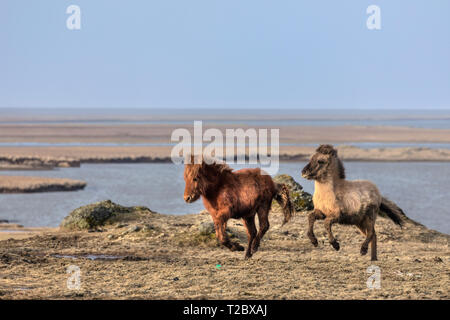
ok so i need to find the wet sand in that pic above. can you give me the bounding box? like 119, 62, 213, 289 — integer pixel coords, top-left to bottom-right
0, 209, 448, 299
0, 224, 56, 241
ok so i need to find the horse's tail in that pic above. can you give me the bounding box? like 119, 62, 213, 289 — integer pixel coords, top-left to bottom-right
274, 183, 294, 226
380, 197, 405, 227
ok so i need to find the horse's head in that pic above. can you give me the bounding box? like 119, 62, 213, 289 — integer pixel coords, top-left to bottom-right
302, 144, 345, 181
183, 156, 203, 203
183, 156, 232, 203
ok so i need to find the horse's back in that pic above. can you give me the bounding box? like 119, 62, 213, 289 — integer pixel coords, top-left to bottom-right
233, 168, 275, 190
227, 168, 276, 217
339, 179, 382, 212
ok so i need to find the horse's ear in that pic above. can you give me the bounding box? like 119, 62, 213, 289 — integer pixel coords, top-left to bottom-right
182, 154, 193, 164
316, 144, 337, 156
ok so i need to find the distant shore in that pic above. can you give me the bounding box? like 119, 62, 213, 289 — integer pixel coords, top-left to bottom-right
1, 145, 450, 170
1, 121, 450, 169
0, 176, 86, 193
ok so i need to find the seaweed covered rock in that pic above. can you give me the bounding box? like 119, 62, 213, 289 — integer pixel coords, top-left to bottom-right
60, 200, 153, 230
273, 174, 313, 212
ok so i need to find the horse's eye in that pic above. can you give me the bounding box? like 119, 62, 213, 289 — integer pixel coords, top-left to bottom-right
318, 160, 326, 165
193, 178, 198, 182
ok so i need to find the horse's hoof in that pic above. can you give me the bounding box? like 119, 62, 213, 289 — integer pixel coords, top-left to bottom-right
371, 257, 378, 261
251, 245, 260, 254
244, 253, 252, 259
360, 246, 368, 256
231, 243, 244, 251
307, 233, 318, 247
331, 240, 340, 251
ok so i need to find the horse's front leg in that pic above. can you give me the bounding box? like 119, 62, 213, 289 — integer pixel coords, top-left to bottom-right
213, 213, 244, 252
308, 210, 325, 247
324, 216, 340, 251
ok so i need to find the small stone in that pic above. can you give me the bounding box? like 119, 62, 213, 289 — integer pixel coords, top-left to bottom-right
433, 256, 443, 263
198, 222, 215, 235
173, 277, 179, 281
142, 225, 152, 232
127, 225, 141, 233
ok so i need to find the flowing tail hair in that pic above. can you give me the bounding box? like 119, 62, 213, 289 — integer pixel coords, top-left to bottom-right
380, 197, 406, 227
274, 183, 294, 226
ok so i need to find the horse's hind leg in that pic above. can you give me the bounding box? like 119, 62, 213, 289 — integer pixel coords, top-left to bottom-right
360, 222, 375, 258
324, 216, 340, 251
243, 216, 257, 259
251, 206, 270, 254
360, 226, 374, 256
308, 210, 325, 247
360, 212, 377, 260
370, 231, 377, 261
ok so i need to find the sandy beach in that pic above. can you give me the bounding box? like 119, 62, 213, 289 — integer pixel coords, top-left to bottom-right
0, 207, 448, 299
0, 114, 448, 299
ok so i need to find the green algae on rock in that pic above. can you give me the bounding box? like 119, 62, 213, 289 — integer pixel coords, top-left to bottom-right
60, 200, 153, 230
273, 174, 313, 212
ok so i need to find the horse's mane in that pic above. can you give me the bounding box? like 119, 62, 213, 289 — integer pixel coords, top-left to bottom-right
185, 158, 233, 192
316, 144, 345, 179
204, 161, 233, 175
336, 158, 346, 179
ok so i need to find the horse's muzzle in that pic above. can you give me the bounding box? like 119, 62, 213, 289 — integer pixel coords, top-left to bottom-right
184, 194, 198, 203
301, 170, 313, 180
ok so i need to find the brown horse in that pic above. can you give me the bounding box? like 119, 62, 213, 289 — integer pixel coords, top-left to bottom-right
301, 144, 405, 261
183, 158, 293, 258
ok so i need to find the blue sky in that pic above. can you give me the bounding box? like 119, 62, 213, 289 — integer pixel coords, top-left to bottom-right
1, 1, 449, 109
